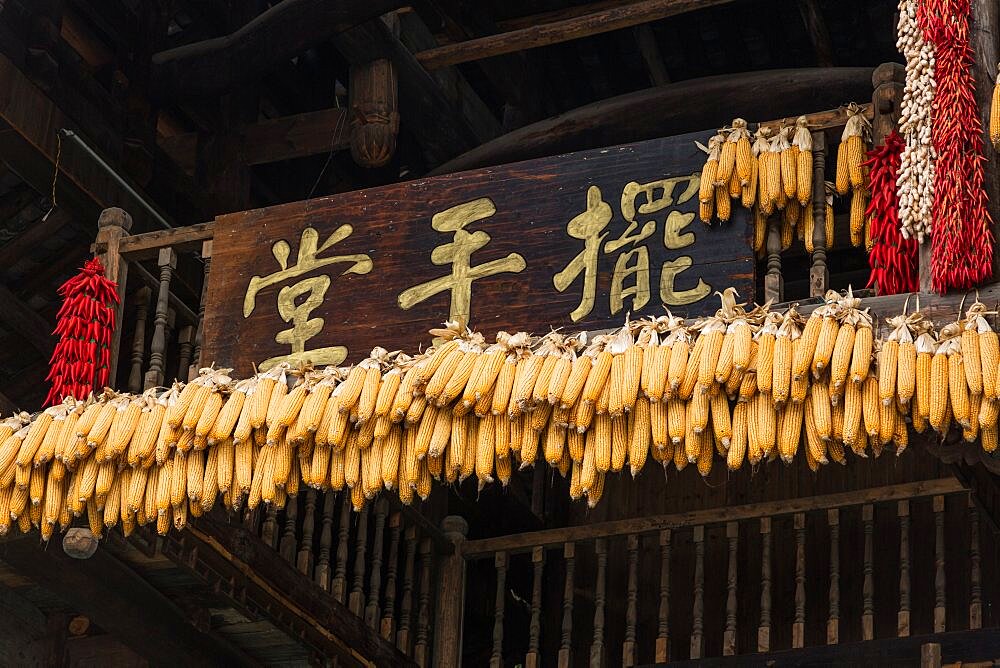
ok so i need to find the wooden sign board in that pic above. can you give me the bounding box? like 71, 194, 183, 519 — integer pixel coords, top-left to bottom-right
203, 132, 753, 375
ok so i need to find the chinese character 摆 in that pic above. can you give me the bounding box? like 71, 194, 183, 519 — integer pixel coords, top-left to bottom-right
553, 174, 709, 321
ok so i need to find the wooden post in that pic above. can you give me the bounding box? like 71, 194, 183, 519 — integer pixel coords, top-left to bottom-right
764, 220, 783, 303
827, 508, 840, 644
366, 499, 389, 629
95, 208, 133, 386
898, 500, 911, 637
558, 542, 575, 668
810, 131, 828, 298
382, 512, 403, 641
623, 535, 638, 666
920, 642, 941, 668
933, 495, 946, 633
490, 550, 508, 668
655, 529, 671, 662
969, 497, 982, 630
432, 515, 468, 668
758, 517, 772, 653
793, 513, 806, 648
191, 240, 212, 378
127, 286, 151, 393
143, 247, 176, 390
527, 545, 545, 668
862, 504, 874, 641
723, 522, 738, 655
691, 525, 705, 659
970, 0, 1000, 279
590, 538, 607, 668
871, 63, 905, 147
349, 57, 399, 168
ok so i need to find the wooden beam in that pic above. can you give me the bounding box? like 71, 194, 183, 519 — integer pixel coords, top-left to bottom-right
797, 0, 835, 67
149, 0, 408, 102
461, 478, 965, 557
159, 108, 353, 174
333, 19, 481, 166
971, 0, 1000, 279
635, 24, 670, 85
171, 515, 418, 667
396, 10, 501, 142
91, 221, 215, 261
415, 0, 734, 70
0, 208, 76, 269
758, 103, 873, 135
658, 627, 1000, 667
431, 67, 875, 174
0, 535, 253, 666
0, 283, 54, 357
498, 0, 640, 31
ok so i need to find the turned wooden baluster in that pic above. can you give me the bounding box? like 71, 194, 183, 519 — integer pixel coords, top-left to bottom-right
793, 513, 806, 648
366, 498, 389, 629
164, 309, 177, 381
623, 535, 639, 666
724, 522, 738, 655
490, 550, 508, 668
176, 325, 194, 381
280, 494, 298, 564
315, 492, 336, 591
261, 505, 278, 548
764, 220, 783, 303
297, 489, 317, 577
969, 497, 982, 630
414, 537, 433, 667
828, 509, 840, 644
809, 131, 828, 297
127, 286, 151, 393
349, 504, 370, 617
190, 240, 212, 378
332, 495, 353, 603
382, 512, 403, 641
143, 247, 177, 390
397, 525, 418, 654
558, 542, 575, 668
862, 504, 874, 641
691, 526, 705, 659
591, 538, 608, 667
759, 517, 772, 652
933, 495, 946, 633
656, 529, 671, 662
898, 500, 911, 637
526, 546, 545, 668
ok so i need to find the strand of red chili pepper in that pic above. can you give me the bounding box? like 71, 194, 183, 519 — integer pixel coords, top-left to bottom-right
44, 257, 120, 406
919, 0, 994, 292
864, 131, 918, 294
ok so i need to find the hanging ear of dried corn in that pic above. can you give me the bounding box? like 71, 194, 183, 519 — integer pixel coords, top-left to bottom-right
8, 286, 999, 536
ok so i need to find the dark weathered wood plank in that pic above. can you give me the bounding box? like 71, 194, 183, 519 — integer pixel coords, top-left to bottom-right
159, 108, 353, 174
0, 534, 250, 666
415, 0, 734, 70
204, 132, 753, 376
431, 68, 874, 174
0, 282, 54, 357
460, 478, 966, 557
149, 0, 408, 101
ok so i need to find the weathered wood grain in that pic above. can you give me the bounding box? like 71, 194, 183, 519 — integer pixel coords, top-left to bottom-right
203, 132, 753, 375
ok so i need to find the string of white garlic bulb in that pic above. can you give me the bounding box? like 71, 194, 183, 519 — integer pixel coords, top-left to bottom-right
895, 0, 936, 242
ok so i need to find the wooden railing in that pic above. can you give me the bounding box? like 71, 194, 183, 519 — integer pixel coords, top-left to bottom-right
93, 210, 214, 390
233, 489, 456, 666
458, 478, 988, 666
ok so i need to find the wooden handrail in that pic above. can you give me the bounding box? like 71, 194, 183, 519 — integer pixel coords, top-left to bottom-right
460, 477, 966, 558
91, 221, 215, 261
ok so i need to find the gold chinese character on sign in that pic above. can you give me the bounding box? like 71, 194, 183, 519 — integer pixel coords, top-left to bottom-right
554, 173, 708, 321
398, 198, 526, 324
244, 225, 372, 370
